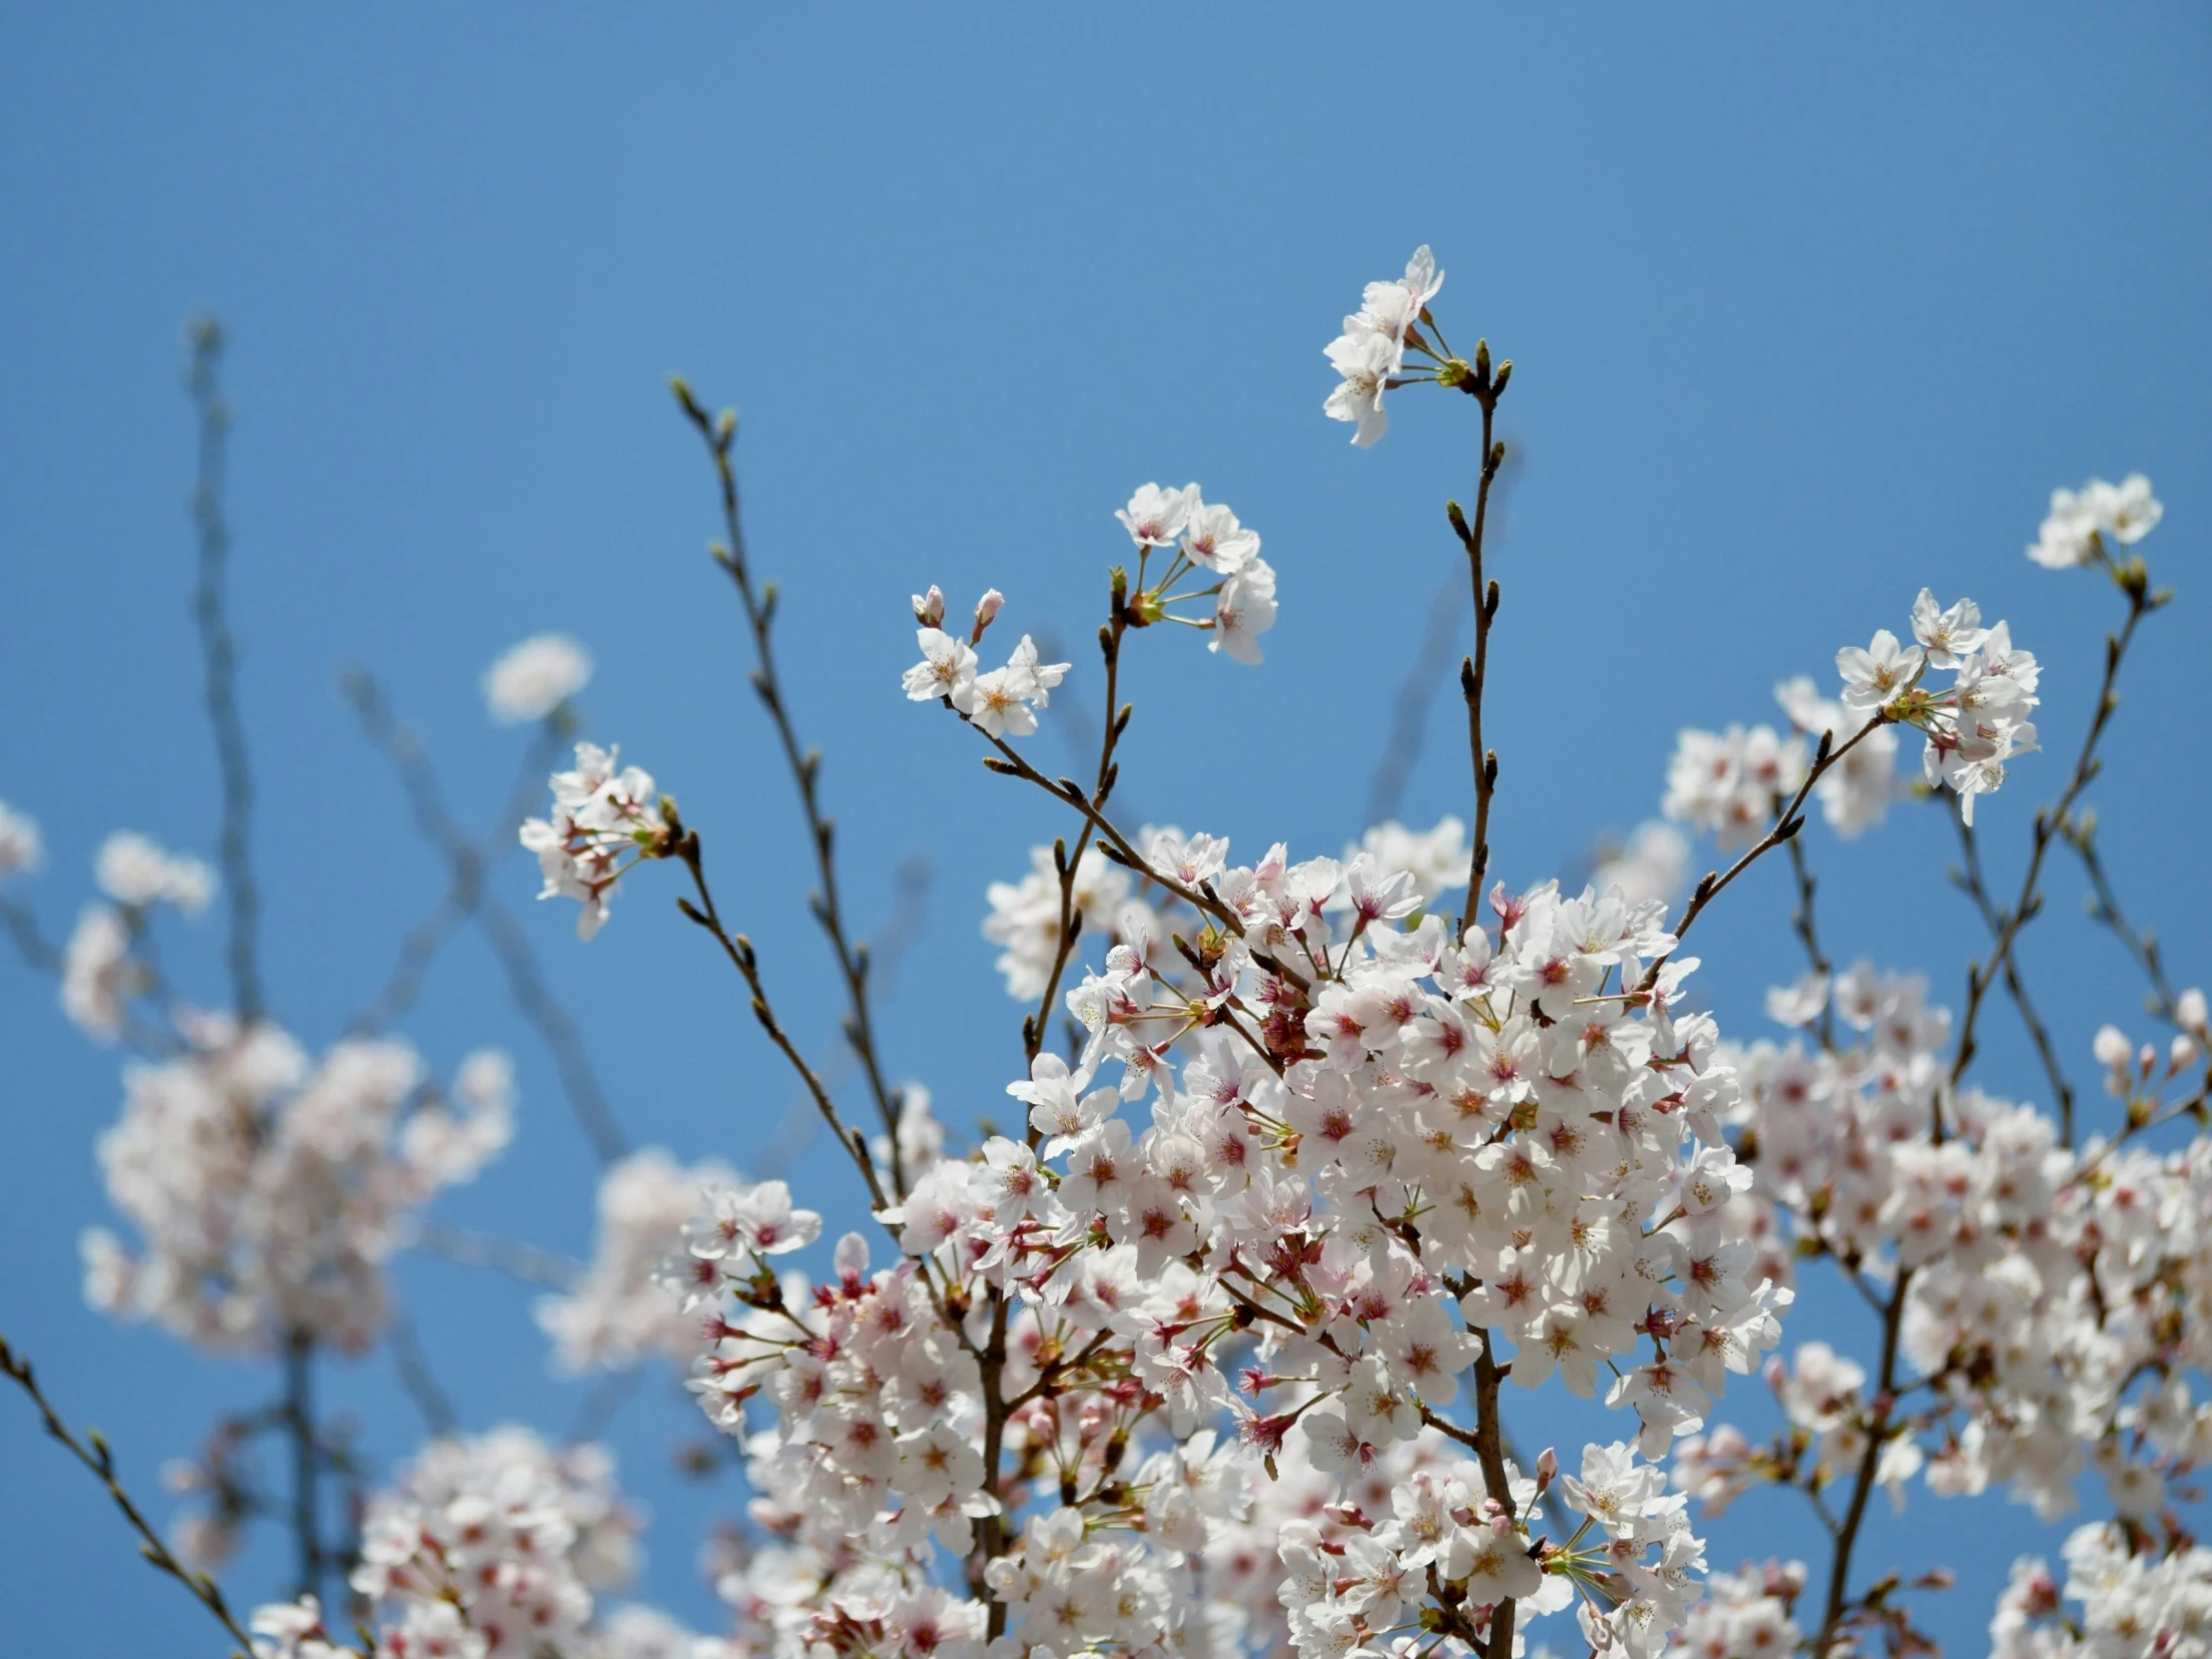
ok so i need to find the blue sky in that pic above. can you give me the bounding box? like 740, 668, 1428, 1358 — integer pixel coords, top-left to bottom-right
3, 6, 2208, 1654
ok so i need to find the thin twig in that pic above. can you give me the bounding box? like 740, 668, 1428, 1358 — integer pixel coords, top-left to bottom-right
2060, 812, 2182, 1026
672, 383, 908, 1198
282, 1331, 320, 1601
407, 1221, 584, 1290
185, 317, 265, 1027
1950, 811, 2074, 1138
1784, 831, 1837, 1053
384, 1310, 458, 1438
2, 1332, 263, 1656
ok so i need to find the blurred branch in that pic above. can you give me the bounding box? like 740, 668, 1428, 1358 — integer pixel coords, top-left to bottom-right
384, 1309, 458, 1438
339, 668, 628, 1165
1365, 566, 1465, 830
2060, 809, 2182, 1026
185, 317, 266, 1027
407, 1220, 583, 1290
2, 1331, 258, 1657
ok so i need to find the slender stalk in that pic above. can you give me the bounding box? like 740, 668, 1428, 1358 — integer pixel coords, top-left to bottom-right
1811, 1274, 1911, 1656
1784, 832, 1837, 1053
2061, 812, 2181, 1025
1642, 719, 1889, 988
1, 1334, 263, 1655
670, 830, 892, 1219
185, 318, 265, 1027
283, 1331, 320, 1602
1950, 812, 2074, 1141
1946, 585, 2152, 1133
673, 383, 908, 1197
1448, 394, 1503, 906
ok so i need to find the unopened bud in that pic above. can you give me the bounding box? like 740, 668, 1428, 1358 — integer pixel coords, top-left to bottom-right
912, 585, 945, 628
1535, 1446, 1558, 1484
971, 588, 1005, 643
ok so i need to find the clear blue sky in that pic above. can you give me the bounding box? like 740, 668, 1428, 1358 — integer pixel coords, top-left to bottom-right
3, 7, 2208, 1654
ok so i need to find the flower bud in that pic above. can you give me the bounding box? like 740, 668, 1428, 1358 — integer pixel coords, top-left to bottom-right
912, 586, 945, 629
1535, 1446, 1558, 1485
971, 588, 1005, 643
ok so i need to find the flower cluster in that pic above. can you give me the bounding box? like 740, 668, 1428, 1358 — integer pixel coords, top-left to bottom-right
538, 1147, 740, 1374
1323, 247, 1446, 446
665, 805, 1787, 1657
81, 1026, 513, 1353
52, 830, 219, 1040
1836, 588, 2037, 826
1112, 484, 1279, 664
1990, 1522, 2212, 1659
255, 1426, 732, 1659
2028, 473, 2164, 569
901, 597, 1072, 740
521, 743, 676, 938
1680, 970, 2212, 1528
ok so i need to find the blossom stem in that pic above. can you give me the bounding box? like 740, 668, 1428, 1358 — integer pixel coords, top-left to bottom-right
283, 1329, 322, 1603
2058, 812, 2182, 1025
1, 1333, 267, 1657
1950, 811, 2075, 1140
674, 383, 910, 1199
1448, 397, 1503, 912
1811, 1267, 1913, 1656
185, 316, 266, 1028
1783, 830, 1837, 1053
1644, 718, 1889, 987
1946, 582, 2154, 1143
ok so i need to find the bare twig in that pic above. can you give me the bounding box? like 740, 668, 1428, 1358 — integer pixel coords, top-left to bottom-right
384, 1309, 459, 1438
672, 382, 908, 1197
184, 317, 265, 1027
2, 1332, 262, 1656
1950, 811, 2074, 1138
2060, 811, 2182, 1026
407, 1221, 584, 1290
1784, 831, 1837, 1053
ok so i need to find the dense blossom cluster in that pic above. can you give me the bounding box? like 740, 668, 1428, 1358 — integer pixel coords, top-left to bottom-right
1670, 972, 2212, 1626
660, 786, 1793, 1659
252, 1427, 731, 1659
81, 1026, 514, 1353
1988, 1521, 2212, 1658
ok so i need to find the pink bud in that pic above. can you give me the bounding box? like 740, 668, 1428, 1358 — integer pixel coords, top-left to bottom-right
1536, 1446, 1558, 1483
911, 586, 945, 628
970, 587, 1005, 643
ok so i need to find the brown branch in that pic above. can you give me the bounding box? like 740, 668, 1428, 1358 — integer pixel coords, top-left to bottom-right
2060, 811, 2182, 1026
2, 1331, 268, 1657
1784, 831, 1837, 1053
1811, 1269, 1913, 1656
670, 829, 892, 1219
673, 382, 909, 1198
1946, 582, 2154, 1126
1950, 810, 2074, 1140
1445, 364, 1504, 908
1642, 719, 1889, 988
